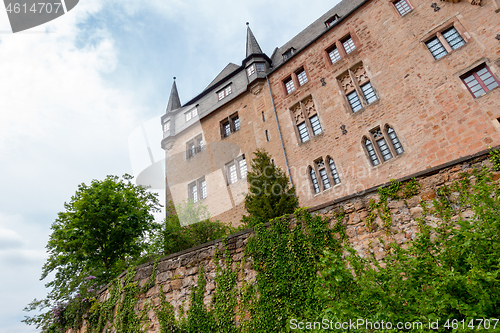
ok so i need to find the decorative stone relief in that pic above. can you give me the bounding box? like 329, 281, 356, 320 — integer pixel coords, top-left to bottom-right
291, 103, 305, 124
302, 96, 317, 117
353, 64, 369, 85
339, 72, 354, 93
440, 0, 480, 5
290, 96, 317, 124
250, 83, 264, 95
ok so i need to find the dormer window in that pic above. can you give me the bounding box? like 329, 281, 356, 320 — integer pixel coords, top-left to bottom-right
218, 85, 232, 101
256, 63, 266, 72
184, 107, 198, 122
283, 48, 296, 61
325, 14, 339, 28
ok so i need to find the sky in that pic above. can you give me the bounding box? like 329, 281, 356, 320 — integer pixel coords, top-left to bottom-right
0, 0, 340, 331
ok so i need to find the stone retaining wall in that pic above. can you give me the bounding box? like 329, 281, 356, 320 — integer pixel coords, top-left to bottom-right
74, 151, 497, 332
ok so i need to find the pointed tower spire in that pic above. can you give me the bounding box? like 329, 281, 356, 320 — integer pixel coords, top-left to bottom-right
166, 77, 181, 112
246, 23, 263, 58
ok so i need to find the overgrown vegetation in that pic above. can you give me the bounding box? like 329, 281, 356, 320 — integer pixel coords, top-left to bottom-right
25, 154, 500, 333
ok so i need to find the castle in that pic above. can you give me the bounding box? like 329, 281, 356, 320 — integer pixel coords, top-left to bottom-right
161, 0, 500, 226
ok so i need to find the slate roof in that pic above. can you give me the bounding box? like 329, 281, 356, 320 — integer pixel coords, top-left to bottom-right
246, 25, 264, 58
166, 80, 181, 112
270, 0, 368, 68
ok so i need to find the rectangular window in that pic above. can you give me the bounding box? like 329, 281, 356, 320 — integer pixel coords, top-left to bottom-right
265, 129, 270, 142
256, 63, 266, 72
186, 135, 203, 159
247, 65, 256, 77
218, 84, 232, 101
309, 115, 322, 135
347, 91, 363, 112
425, 25, 466, 60
297, 122, 310, 143
361, 82, 378, 104
283, 48, 295, 61
188, 177, 206, 202
442, 27, 465, 50
220, 113, 240, 138
284, 77, 295, 94
226, 155, 247, 185
328, 47, 341, 64
296, 69, 308, 86
425, 37, 447, 60
461, 65, 499, 98
342, 36, 356, 54
393, 0, 411, 16
163, 120, 170, 132
185, 112, 192, 122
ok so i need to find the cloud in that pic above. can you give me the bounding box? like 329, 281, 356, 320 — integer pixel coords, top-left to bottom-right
0, 228, 23, 250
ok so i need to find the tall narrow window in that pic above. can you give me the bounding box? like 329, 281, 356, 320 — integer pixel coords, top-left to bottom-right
461, 65, 499, 98
186, 135, 203, 159
373, 128, 393, 161
291, 96, 322, 144
347, 91, 363, 112
296, 69, 308, 86
247, 65, 256, 77
265, 130, 270, 142
328, 158, 341, 184
239, 157, 247, 179
365, 138, 380, 166
309, 115, 322, 135
316, 159, 331, 190
328, 47, 341, 64
297, 122, 310, 142
338, 63, 378, 113
284, 77, 295, 94
310, 168, 320, 194
387, 127, 404, 155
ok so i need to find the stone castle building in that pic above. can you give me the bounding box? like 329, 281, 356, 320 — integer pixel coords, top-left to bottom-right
161, 0, 500, 226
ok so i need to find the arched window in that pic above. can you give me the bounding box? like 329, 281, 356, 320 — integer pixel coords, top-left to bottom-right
310, 167, 320, 194
364, 125, 404, 166
328, 157, 341, 184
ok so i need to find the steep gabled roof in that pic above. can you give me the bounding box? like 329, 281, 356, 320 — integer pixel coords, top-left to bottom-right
204, 63, 240, 91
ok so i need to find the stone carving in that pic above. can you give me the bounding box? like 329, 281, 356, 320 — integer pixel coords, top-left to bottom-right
302, 96, 316, 117
439, 0, 480, 5
339, 72, 355, 93
353, 64, 369, 84
291, 103, 305, 124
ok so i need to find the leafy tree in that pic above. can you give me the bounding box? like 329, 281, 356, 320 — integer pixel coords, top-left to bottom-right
23, 174, 161, 331
242, 149, 298, 226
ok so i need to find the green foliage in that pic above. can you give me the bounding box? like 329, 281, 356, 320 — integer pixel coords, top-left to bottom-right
242, 209, 344, 332
319, 166, 500, 331
489, 148, 500, 171
23, 174, 161, 332
148, 204, 235, 257
403, 177, 420, 198
242, 149, 298, 226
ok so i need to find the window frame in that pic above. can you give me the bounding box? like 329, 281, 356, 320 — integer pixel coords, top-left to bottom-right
338, 63, 379, 113
460, 64, 500, 99
220, 113, 240, 138
423, 23, 468, 61
309, 156, 341, 194
217, 84, 233, 101
188, 177, 207, 203
226, 155, 247, 185
186, 134, 204, 160
325, 33, 358, 65
296, 67, 308, 87
392, 0, 412, 16
290, 96, 323, 144
363, 125, 404, 167
283, 76, 296, 95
